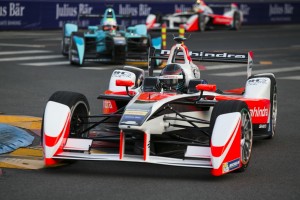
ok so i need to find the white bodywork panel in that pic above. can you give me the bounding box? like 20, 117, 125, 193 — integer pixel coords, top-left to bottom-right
109, 69, 136, 91
54, 152, 212, 168
211, 112, 241, 169
64, 138, 92, 151
244, 77, 271, 99
44, 101, 70, 158
185, 146, 211, 158
44, 101, 70, 138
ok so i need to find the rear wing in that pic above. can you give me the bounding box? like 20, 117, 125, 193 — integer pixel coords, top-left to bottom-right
148, 47, 253, 77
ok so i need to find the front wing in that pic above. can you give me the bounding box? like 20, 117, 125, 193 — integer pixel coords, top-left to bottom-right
43, 98, 243, 176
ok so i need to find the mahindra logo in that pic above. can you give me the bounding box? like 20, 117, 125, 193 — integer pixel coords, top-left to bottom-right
250, 107, 269, 117
160, 50, 247, 59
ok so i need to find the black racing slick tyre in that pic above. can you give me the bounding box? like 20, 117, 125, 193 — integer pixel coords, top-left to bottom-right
248, 74, 277, 139
112, 44, 126, 64
232, 12, 241, 30
210, 100, 253, 172
198, 13, 206, 32
48, 91, 90, 138
61, 24, 69, 56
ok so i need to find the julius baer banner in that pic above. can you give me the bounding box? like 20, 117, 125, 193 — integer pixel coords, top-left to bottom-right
0, 1, 300, 30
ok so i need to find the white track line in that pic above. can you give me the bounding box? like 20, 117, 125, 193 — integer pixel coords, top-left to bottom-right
278, 76, 300, 80
205, 64, 245, 70
213, 66, 300, 76
80, 67, 118, 70
0, 55, 63, 62
0, 43, 45, 48
21, 61, 69, 66
0, 50, 51, 56
35, 38, 61, 41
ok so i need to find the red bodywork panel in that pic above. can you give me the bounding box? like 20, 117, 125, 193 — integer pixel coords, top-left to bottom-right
102, 90, 136, 114
212, 15, 233, 25
216, 96, 270, 124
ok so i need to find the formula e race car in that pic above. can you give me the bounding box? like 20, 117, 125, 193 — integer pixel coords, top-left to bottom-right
146, 0, 243, 32
42, 37, 277, 176
61, 8, 158, 65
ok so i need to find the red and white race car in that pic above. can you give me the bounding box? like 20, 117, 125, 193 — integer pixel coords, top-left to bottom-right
146, 0, 243, 32
42, 36, 277, 176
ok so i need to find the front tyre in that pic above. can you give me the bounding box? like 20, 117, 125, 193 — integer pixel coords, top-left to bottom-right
48, 91, 90, 138
210, 100, 253, 172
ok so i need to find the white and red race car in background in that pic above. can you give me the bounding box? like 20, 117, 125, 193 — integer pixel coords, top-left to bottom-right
42, 36, 277, 176
146, 0, 243, 32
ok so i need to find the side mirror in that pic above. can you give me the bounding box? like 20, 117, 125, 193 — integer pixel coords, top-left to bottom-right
195, 84, 216, 101
196, 84, 216, 92
116, 79, 135, 97
116, 79, 134, 87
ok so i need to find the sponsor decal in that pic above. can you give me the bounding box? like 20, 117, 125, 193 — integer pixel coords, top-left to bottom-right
121, 115, 145, 126
56, 3, 93, 20
0, 3, 25, 25
124, 110, 148, 116
113, 37, 126, 44
119, 4, 151, 17
223, 158, 240, 173
250, 107, 269, 118
0, 3, 25, 17
269, 3, 294, 22
240, 4, 251, 16
79, 4, 93, 15
174, 4, 191, 12
247, 78, 268, 86
259, 124, 267, 129
112, 71, 133, 78
121, 109, 149, 126
104, 100, 113, 109
160, 50, 247, 59
269, 4, 294, 16
56, 4, 77, 19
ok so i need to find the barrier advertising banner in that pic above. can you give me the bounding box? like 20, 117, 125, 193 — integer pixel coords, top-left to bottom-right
0, 1, 299, 30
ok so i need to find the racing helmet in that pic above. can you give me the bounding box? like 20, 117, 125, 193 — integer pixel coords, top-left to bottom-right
159, 64, 186, 92
102, 18, 117, 31
196, 0, 205, 5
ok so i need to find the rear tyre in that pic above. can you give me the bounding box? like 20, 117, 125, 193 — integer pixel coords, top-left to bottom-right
61, 24, 69, 56
198, 13, 206, 32
112, 44, 126, 65
48, 91, 90, 138
210, 100, 253, 172
232, 12, 241, 30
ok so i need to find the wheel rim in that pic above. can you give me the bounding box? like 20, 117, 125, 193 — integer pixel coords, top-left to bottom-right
240, 109, 253, 164
234, 16, 241, 30
70, 102, 89, 138
200, 17, 205, 31
271, 87, 277, 136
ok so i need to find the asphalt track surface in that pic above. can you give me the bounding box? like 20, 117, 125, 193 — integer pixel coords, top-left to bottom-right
0, 25, 300, 200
